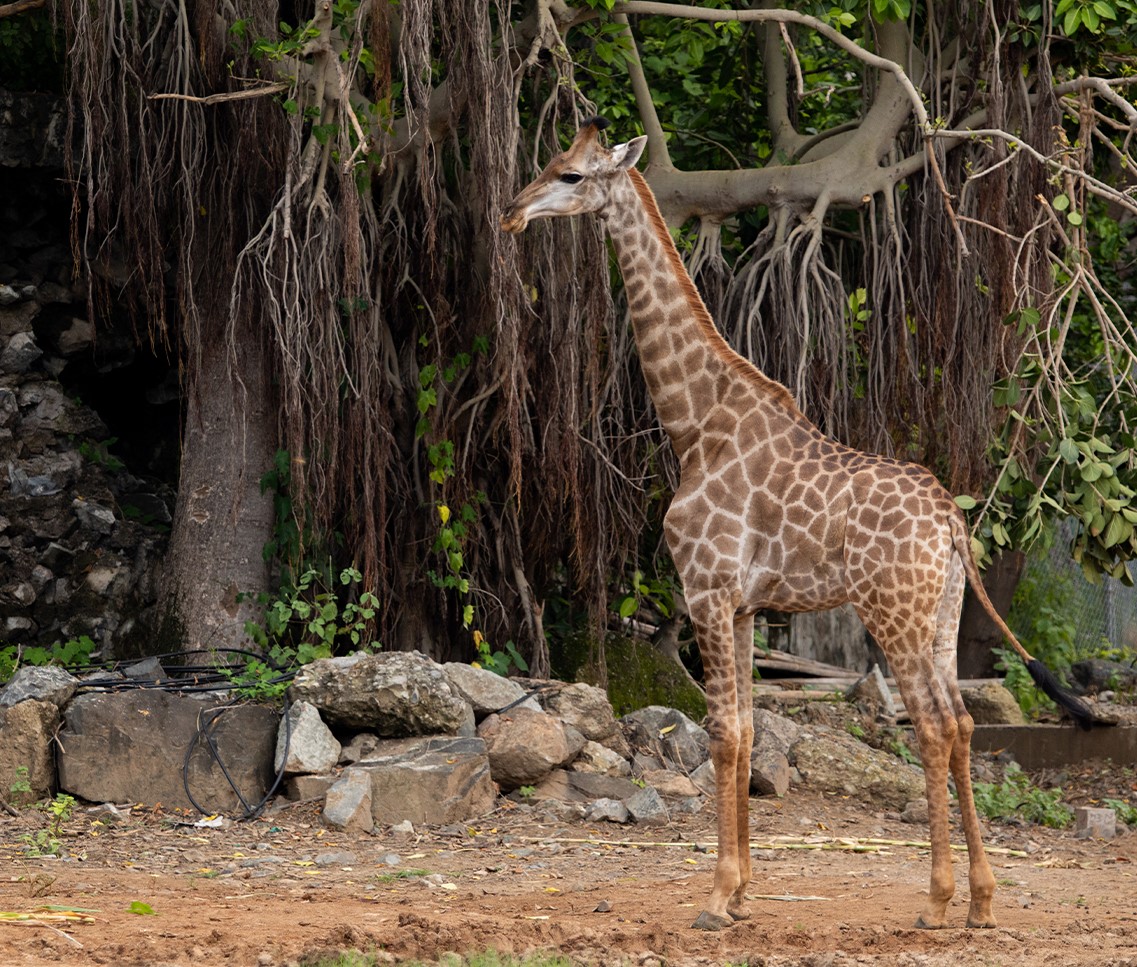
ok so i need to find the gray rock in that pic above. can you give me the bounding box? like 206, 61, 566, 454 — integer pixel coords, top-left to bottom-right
121, 657, 164, 682
276, 701, 342, 775
56, 318, 94, 356
340, 732, 380, 764
0, 284, 18, 307
625, 785, 668, 824
1071, 657, 1137, 693
960, 682, 1025, 725
442, 662, 538, 717
57, 691, 279, 813
284, 774, 338, 801
477, 707, 586, 791
528, 768, 641, 804
322, 768, 374, 833
569, 739, 631, 778
359, 735, 495, 826
789, 726, 925, 808
586, 798, 630, 823
690, 758, 715, 795
753, 708, 805, 758
288, 651, 471, 735
751, 748, 791, 797
621, 706, 709, 772
900, 798, 929, 824
0, 699, 58, 804
315, 850, 358, 867
0, 331, 42, 374
540, 682, 629, 756
845, 664, 896, 717
640, 768, 701, 799
72, 498, 116, 535
0, 665, 78, 708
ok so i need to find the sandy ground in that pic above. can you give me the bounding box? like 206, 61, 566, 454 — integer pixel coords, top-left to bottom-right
2, 785, 1135, 967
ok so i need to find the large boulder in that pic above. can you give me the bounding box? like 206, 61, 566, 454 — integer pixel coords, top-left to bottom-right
57, 691, 279, 813
527, 768, 641, 804
538, 681, 631, 758
621, 706, 709, 773
0, 665, 78, 708
477, 707, 585, 791
353, 736, 495, 826
0, 699, 58, 804
442, 662, 538, 718
961, 682, 1026, 725
789, 725, 925, 808
289, 652, 471, 735
275, 701, 342, 775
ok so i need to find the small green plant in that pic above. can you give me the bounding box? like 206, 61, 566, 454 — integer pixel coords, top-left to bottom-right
8, 765, 33, 808
971, 762, 1074, 829
374, 867, 430, 884
23, 793, 77, 857
888, 735, 920, 766
517, 785, 536, 800
1103, 797, 1137, 826
846, 721, 866, 740
233, 566, 381, 700
0, 636, 97, 685
78, 436, 125, 472
472, 630, 529, 678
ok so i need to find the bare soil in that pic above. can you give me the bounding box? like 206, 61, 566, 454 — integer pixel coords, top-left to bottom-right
2, 772, 1136, 967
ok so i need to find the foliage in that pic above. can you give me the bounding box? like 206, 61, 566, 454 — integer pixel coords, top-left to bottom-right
8, 765, 33, 809
0, 636, 97, 685
231, 567, 380, 701
0, 8, 64, 93
971, 762, 1074, 829
1103, 797, 1137, 826
23, 793, 76, 857
472, 631, 529, 678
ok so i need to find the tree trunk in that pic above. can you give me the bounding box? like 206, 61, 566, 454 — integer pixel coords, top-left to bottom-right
957, 549, 1025, 678
159, 329, 275, 658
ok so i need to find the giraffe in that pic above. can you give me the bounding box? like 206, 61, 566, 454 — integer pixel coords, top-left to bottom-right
500, 117, 1093, 932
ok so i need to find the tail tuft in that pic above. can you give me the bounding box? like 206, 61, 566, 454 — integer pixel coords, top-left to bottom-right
1026, 659, 1096, 731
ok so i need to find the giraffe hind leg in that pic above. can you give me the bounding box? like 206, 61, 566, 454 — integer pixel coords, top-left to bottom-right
727, 612, 755, 922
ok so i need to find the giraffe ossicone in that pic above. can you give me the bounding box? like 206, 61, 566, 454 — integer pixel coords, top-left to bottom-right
501, 117, 1094, 931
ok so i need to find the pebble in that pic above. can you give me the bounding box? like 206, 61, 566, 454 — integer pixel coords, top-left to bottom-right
315, 850, 357, 867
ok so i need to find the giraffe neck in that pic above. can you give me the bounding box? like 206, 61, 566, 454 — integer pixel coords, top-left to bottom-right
603, 169, 788, 457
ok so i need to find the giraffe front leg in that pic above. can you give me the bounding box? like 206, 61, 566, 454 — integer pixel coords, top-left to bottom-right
688, 590, 743, 931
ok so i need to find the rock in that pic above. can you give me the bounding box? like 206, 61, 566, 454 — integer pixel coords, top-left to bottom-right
586, 798, 630, 824
960, 682, 1026, 725
569, 739, 631, 777
442, 662, 538, 717
789, 726, 925, 809
0, 331, 42, 374
276, 701, 342, 775
356, 735, 495, 826
900, 798, 929, 825
625, 785, 668, 824
621, 706, 709, 772
283, 774, 338, 801
288, 652, 471, 735
640, 768, 701, 799
0, 699, 58, 804
56, 318, 94, 355
845, 664, 896, 717
1070, 658, 1137, 694
390, 819, 415, 840
0, 665, 78, 707
753, 708, 805, 758
322, 768, 374, 833
539, 681, 630, 756
57, 691, 279, 813
121, 657, 165, 683
750, 748, 791, 797
690, 758, 715, 795
477, 707, 586, 791
340, 732, 380, 764
72, 497, 116, 535
527, 768, 641, 804
1075, 806, 1116, 839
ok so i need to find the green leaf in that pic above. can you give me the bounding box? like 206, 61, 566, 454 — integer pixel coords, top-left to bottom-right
954, 494, 978, 510
618, 596, 637, 619
1067, 211, 1084, 226
129, 901, 156, 916
1058, 437, 1079, 464
1063, 4, 1082, 33
1052, 193, 1070, 211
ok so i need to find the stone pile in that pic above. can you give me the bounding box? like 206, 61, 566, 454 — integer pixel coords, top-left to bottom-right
0, 650, 931, 830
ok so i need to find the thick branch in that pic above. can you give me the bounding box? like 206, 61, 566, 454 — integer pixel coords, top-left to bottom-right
615, 14, 672, 169
0, 0, 44, 16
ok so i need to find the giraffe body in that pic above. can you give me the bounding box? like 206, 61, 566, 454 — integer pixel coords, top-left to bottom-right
501, 118, 1081, 931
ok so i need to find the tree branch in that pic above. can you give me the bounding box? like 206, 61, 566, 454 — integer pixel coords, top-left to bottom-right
614, 14, 672, 169
0, 0, 44, 17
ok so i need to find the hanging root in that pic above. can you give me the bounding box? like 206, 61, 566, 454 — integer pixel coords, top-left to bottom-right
1025, 660, 1096, 731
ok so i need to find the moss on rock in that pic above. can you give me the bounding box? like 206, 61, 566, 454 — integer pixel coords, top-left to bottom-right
551, 633, 707, 721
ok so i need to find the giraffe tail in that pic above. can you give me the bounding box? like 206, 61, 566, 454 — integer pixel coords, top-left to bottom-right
948, 514, 1096, 730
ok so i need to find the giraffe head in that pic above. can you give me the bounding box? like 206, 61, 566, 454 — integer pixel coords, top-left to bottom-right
500, 117, 647, 233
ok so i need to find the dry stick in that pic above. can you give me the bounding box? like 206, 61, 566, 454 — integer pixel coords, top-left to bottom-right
513, 834, 1029, 857
148, 83, 290, 105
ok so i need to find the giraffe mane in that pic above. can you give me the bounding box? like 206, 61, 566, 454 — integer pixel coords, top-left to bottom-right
625, 168, 801, 415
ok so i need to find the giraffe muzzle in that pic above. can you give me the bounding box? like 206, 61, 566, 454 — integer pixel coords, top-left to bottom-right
500, 204, 528, 233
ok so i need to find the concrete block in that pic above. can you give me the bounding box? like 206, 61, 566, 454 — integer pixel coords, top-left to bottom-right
1075, 806, 1116, 839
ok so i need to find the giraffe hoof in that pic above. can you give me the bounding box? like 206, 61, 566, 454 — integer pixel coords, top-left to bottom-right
914, 914, 947, 930
692, 910, 733, 931
728, 906, 752, 922
966, 913, 998, 929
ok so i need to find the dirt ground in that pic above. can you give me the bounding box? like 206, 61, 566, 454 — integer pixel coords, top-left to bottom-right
2, 772, 1136, 967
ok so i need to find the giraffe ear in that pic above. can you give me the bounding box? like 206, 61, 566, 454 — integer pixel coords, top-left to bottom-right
610, 135, 647, 171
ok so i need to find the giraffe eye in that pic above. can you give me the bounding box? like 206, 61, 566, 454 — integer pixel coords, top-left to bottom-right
559, 172, 584, 185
